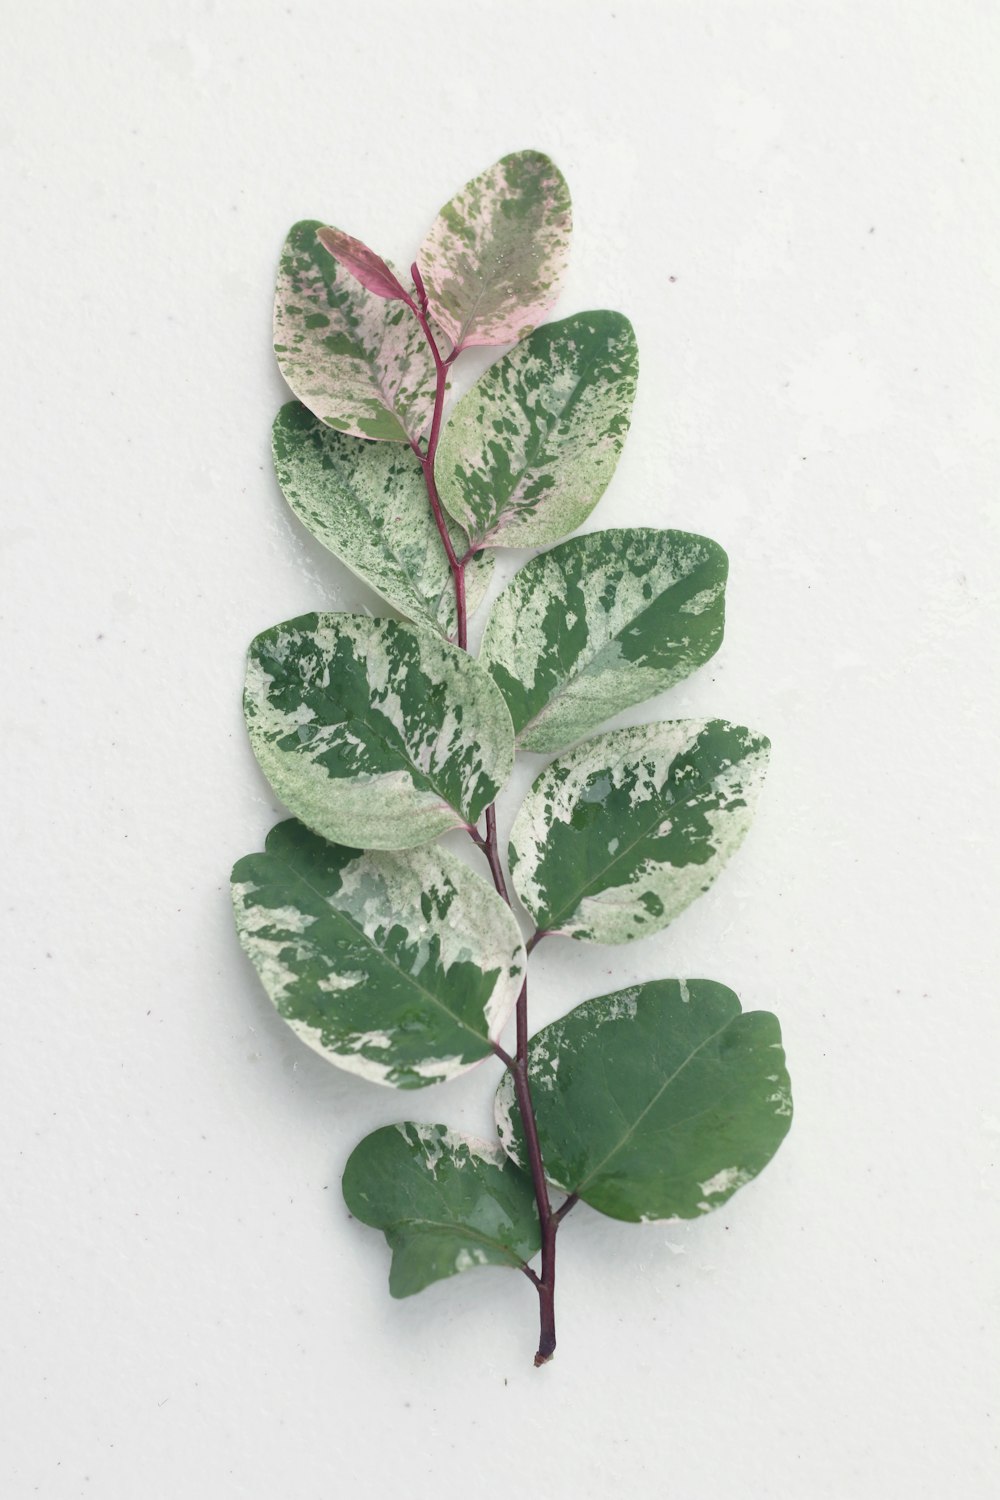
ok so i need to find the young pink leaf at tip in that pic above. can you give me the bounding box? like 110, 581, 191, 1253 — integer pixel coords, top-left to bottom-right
316, 227, 414, 306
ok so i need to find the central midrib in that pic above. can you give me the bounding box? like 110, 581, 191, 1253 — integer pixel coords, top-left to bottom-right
537, 738, 737, 929
517, 553, 719, 738
281, 859, 510, 1059
566, 1014, 738, 1196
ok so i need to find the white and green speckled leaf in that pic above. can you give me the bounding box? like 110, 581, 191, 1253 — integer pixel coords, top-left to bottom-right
343, 1124, 541, 1296
274, 220, 435, 443
272, 402, 493, 638
232, 820, 525, 1088
495, 980, 792, 1222
480, 529, 728, 752
436, 312, 637, 548
244, 613, 515, 850
508, 720, 769, 944
417, 151, 572, 350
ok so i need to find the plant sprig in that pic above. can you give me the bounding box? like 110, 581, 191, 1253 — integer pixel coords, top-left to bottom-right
234, 149, 792, 1365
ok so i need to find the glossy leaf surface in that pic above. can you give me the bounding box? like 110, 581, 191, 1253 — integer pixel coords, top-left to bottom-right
480, 529, 727, 751
232, 820, 525, 1087
436, 312, 637, 547
417, 150, 572, 349
508, 720, 769, 944
343, 1123, 541, 1295
244, 613, 514, 850
274, 220, 434, 443
495, 980, 792, 1221
272, 402, 492, 637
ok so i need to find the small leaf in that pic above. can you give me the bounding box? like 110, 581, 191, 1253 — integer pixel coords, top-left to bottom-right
274, 220, 435, 443
436, 312, 637, 547
480, 529, 727, 751
417, 150, 572, 350
343, 1123, 541, 1296
245, 613, 514, 850
232, 820, 525, 1087
508, 720, 769, 944
272, 402, 493, 637
495, 980, 792, 1222
315, 227, 413, 304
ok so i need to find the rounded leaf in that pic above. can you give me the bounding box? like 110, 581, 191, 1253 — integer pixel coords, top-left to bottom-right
480, 529, 727, 751
272, 402, 493, 637
244, 613, 515, 850
232, 821, 525, 1087
274, 220, 435, 443
343, 1123, 541, 1296
436, 312, 637, 547
495, 979, 792, 1221
416, 150, 572, 349
508, 719, 769, 944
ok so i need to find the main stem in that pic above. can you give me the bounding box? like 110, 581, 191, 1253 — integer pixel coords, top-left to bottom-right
408, 274, 570, 1364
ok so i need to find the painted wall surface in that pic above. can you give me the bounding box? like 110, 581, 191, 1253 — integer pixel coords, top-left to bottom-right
2, 2, 997, 1495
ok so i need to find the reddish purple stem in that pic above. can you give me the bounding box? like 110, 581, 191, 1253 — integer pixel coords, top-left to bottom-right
406, 271, 573, 1363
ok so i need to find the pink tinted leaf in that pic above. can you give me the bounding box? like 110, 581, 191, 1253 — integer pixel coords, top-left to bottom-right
316, 227, 414, 305
417, 151, 572, 350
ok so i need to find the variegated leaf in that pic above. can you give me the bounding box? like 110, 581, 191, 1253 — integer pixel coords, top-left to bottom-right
244, 613, 514, 850
508, 720, 769, 944
343, 1124, 541, 1296
436, 312, 637, 547
274, 220, 435, 443
232, 820, 525, 1087
417, 150, 572, 350
495, 980, 792, 1222
272, 402, 493, 638
480, 529, 727, 751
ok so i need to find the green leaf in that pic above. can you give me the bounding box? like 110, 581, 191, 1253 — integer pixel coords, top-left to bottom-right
232, 821, 525, 1087
417, 150, 572, 350
244, 613, 514, 850
508, 720, 769, 944
495, 980, 792, 1222
343, 1123, 541, 1296
272, 402, 493, 637
273, 220, 435, 443
436, 312, 637, 548
480, 529, 728, 751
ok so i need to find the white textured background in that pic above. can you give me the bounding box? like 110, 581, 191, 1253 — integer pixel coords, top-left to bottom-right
3, 2, 998, 1495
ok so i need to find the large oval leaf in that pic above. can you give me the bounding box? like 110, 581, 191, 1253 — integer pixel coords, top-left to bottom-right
274, 220, 435, 443
436, 312, 637, 548
244, 613, 514, 850
416, 150, 572, 350
508, 720, 769, 944
232, 821, 525, 1087
343, 1124, 541, 1296
495, 980, 792, 1221
480, 529, 727, 751
272, 402, 493, 638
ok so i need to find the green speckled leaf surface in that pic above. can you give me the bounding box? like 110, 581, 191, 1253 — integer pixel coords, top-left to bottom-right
437, 312, 637, 547
508, 720, 769, 944
232, 821, 525, 1087
495, 980, 792, 1221
417, 150, 572, 350
244, 613, 514, 850
274, 220, 435, 443
480, 529, 727, 751
272, 402, 492, 637
343, 1123, 541, 1296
